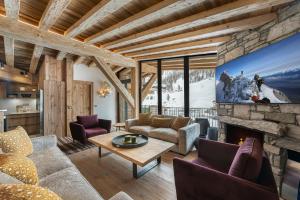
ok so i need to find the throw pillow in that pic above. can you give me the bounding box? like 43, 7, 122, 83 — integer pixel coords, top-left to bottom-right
0, 184, 62, 200
151, 117, 173, 128
228, 137, 263, 182
171, 117, 191, 131
0, 154, 38, 185
77, 115, 98, 128
138, 113, 152, 125
0, 126, 33, 156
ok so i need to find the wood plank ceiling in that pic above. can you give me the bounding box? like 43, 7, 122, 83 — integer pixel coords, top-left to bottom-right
0, 0, 293, 74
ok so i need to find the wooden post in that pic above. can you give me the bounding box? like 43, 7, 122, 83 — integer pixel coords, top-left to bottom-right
66, 56, 73, 136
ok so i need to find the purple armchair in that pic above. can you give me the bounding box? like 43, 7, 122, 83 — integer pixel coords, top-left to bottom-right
69, 115, 111, 144
173, 138, 279, 200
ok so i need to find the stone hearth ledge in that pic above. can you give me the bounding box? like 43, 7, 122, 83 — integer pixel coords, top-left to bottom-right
218, 116, 286, 136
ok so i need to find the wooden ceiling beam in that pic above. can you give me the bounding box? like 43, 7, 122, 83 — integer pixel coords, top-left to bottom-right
113, 66, 124, 73
142, 74, 157, 101
3, 37, 14, 68
65, 0, 133, 37
92, 57, 135, 108
0, 16, 137, 68
116, 13, 276, 53
85, 0, 202, 44
123, 36, 230, 57
56, 51, 67, 60
104, 0, 291, 49
4, 0, 20, 20
161, 61, 217, 67
39, 0, 71, 31
135, 47, 217, 60
74, 56, 86, 65
163, 63, 217, 68
29, 45, 43, 74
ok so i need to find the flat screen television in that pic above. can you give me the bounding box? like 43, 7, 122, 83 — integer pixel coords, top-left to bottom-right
216, 33, 300, 104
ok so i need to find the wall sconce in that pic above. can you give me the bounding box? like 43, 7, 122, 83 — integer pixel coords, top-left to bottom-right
97, 81, 112, 97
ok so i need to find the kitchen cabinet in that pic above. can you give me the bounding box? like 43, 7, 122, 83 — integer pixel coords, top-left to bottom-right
6, 83, 38, 98
6, 112, 40, 135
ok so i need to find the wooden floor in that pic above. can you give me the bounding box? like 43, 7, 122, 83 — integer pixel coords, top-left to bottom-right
69, 147, 197, 200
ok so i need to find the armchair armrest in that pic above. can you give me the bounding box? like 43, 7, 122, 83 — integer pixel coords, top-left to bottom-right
108, 191, 134, 200
31, 135, 57, 152
177, 123, 200, 155
69, 122, 87, 143
98, 119, 112, 132
173, 158, 279, 200
197, 139, 239, 170
125, 119, 139, 131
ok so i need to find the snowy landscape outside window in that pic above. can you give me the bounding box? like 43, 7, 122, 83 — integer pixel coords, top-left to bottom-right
141, 57, 217, 126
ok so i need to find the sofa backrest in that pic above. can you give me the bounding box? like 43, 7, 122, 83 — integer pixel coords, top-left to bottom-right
77, 115, 98, 129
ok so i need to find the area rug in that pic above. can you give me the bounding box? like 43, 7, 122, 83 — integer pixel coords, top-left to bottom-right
57, 137, 95, 155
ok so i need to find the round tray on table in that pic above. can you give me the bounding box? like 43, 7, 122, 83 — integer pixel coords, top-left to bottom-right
112, 134, 148, 148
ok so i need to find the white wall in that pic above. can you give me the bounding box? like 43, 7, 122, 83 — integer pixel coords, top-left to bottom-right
73, 64, 117, 124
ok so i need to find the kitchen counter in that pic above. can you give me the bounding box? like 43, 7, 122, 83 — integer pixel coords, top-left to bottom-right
6, 112, 40, 135
6, 111, 40, 115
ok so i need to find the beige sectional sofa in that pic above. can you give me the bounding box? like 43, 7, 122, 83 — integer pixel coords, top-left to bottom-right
126, 115, 200, 155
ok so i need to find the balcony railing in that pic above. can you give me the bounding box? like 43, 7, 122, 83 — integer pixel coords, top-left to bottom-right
142, 105, 218, 127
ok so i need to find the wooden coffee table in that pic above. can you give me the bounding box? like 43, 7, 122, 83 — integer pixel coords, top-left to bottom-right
88, 131, 175, 178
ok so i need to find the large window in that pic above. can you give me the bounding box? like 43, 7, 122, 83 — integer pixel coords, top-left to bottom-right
139, 55, 217, 126
189, 56, 216, 126
141, 61, 158, 114
161, 58, 184, 116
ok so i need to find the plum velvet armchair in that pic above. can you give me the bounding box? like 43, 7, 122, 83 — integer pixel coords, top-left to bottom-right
69, 115, 111, 144
173, 138, 279, 200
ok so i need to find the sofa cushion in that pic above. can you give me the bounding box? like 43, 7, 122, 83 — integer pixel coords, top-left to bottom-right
151, 117, 173, 128
77, 115, 98, 128
0, 184, 62, 200
85, 127, 107, 138
0, 126, 33, 156
0, 154, 38, 185
39, 167, 102, 200
228, 137, 263, 182
29, 147, 74, 178
171, 117, 191, 131
138, 112, 152, 125
128, 126, 154, 136
149, 128, 178, 144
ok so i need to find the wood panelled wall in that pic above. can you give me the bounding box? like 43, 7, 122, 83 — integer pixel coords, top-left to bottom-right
39, 55, 94, 138
39, 55, 66, 137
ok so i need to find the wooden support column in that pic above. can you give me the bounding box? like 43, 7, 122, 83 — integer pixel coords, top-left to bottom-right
130, 68, 139, 117
92, 57, 135, 108
66, 57, 73, 136
142, 74, 157, 101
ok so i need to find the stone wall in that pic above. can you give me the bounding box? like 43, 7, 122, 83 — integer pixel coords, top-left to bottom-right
216, 0, 300, 195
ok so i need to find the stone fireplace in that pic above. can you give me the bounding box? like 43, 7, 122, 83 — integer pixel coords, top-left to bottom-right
215, 1, 300, 196
217, 104, 300, 195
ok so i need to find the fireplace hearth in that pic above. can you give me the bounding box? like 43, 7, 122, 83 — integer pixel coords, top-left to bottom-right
225, 124, 264, 145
